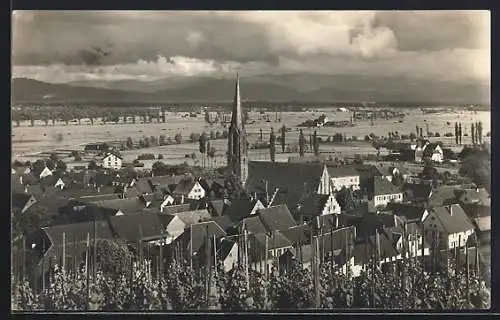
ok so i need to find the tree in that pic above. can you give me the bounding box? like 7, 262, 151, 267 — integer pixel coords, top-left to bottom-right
150, 136, 157, 146
49, 152, 59, 162
55, 159, 67, 172
88, 160, 99, 170
210, 131, 216, 140
455, 123, 459, 145
216, 131, 222, 139
471, 123, 475, 145
299, 129, 305, 157
313, 130, 319, 156
222, 130, 229, 139
158, 135, 166, 146
126, 137, 134, 149
45, 159, 56, 171
270, 127, 276, 162
421, 161, 439, 183
260, 129, 263, 141
174, 133, 182, 144
190, 132, 201, 143
281, 125, 286, 153
199, 133, 208, 168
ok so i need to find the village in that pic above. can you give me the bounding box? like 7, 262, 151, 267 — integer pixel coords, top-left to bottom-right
11, 74, 492, 311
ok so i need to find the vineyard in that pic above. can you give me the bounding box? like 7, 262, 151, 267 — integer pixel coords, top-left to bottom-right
12, 240, 490, 311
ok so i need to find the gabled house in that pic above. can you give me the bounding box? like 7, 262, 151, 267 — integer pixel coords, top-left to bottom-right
39, 166, 53, 179
88, 197, 150, 216
388, 222, 431, 259
423, 143, 444, 163
108, 211, 165, 243
100, 152, 123, 170
173, 209, 212, 228
206, 199, 226, 217
386, 203, 429, 223
368, 176, 403, 208
295, 193, 341, 222
12, 193, 37, 214
245, 162, 330, 209
402, 183, 433, 204
174, 221, 227, 263
217, 239, 239, 272
161, 204, 192, 215
172, 178, 206, 200
427, 185, 462, 208
461, 203, 491, 242
351, 232, 400, 276
422, 204, 475, 250
222, 198, 265, 223
327, 165, 360, 191
456, 188, 491, 207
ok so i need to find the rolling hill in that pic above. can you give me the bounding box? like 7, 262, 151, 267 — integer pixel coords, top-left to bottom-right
11, 74, 490, 105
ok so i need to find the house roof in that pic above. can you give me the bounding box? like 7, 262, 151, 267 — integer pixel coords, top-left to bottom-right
314, 226, 356, 254
386, 203, 427, 222
174, 209, 212, 226
402, 183, 433, 201
108, 212, 165, 242
43, 220, 115, 247
188, 221, 227, 254
473, 216, 491, 232
223, 198, 260, 222
89, 197, 148, 215
217, 239, 236, 260
456, 188, 491, 206
207, 199, 226, 217
245, 161, 325, 208
428, 185, 462, 207
280, 224, 311, 245
311, 213, 362, 232
372, 176, 401, 196
242, 215, 268, 234
78, 193, 121, 202
423, 143, 441, 157
210, 215, 235, 232
162, 204, 192, 215
172, 178, 199, 196
461, 203, 491, 219
326, 165, 360, 178
12, 193, 35, 210
352, 232, 399, 265
254, 230, 292, 250
102, 151, 123, 160
426, 204, 475, 234
256, 205, 297, 231
297, 194, 331, 217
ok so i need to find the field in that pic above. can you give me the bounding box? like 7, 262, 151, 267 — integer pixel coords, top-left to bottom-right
11, 109, 491, 167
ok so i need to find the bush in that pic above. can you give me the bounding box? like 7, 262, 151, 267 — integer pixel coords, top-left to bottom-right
444, 132, 453, 137
434, 132, 440, 137
137, 153, 156, 160
157, 154, 164, 160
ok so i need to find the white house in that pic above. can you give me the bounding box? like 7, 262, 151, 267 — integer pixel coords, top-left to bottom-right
422, 204, 475, 250
423, 143, 444, 163
101, 152, 123, 170
172, 178, 206, 200
371, 176, 403, 208
327, 166, 360, 192
39, 166, 53, 179
54, 178, 66, 190
218, 240, 239, 272
157, 214, 188, 245
160, 194, 176, 213
298, 193, 341, 219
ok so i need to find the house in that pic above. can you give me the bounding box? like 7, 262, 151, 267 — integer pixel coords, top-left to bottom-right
161, 204, 192, 215
280, 224, 311, 247
423, 143, 444, 163
173, 221, 227, 263
87, 197, 151, 216
402, 183, 433, 204
327, 165, 360, 191
222, 198, 265, 223
108, 211, 166, 243
312, 213, 362, 234
39, 166, 53, 179
295, 193, 341, 222
84, 142, 110, 154
389, 222, 431, 259
245, 162, 330, 209
12, 193, 37, 214
456, 188, 490, 207
368, 176, 403, 208
206, 199, 226, 217
427, 185, 462, 208
461, 203, 491, 243
172, 209, 212, 227
172, 178, 206, 200
217, 239, 239, 272
351, 232, 400, 276
100, 152, 123, 170
422, 204, 475, 250
159, 195, 176, 212
386, 203, 429, 223
27, 220, 115, 288
374, 164, 411, 183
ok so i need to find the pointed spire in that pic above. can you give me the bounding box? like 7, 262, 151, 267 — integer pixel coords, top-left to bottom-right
231, 71, 243, 128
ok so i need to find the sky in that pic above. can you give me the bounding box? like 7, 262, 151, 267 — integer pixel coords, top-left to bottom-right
12, 11, 490, 84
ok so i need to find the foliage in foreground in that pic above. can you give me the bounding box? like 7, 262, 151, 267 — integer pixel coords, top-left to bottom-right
12, 255, 490, 311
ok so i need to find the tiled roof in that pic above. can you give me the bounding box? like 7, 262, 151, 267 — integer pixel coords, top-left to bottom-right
426, 204, 475, 234
461, 203, 491, 219
457, 188, 491, 206
314, 226, 356, 254
257, 205, 297, 231
326, 165, 360, 178
188, 221, 227, 254
242, 215, 268, 234
173, 178, 198, 196
280, 224, 311, 245
402, 183, 433, 201
162, 204, 192, 215
108, 212, 165, 242
372, 176, 401, 196
78, 194, 121, 202
207, 199, 226, 217
297, 194, 330, 217
473, 216, 491, 232
210, 215, 235, 232
89, 197, 148, 215
254, 230, 292, 250
386, 203, 427, 222
428, 185, 462, 207
174, 209, 212, 226
12, 193, 34, 210
310, 213, 361, 232
217, 239, 236, 260
43, 220, 115, 248
352, 232, 398, 265
223, 198, 260, 222
245, 161, 325, 208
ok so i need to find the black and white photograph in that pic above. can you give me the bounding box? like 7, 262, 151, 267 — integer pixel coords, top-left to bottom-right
11, 10, 491, 311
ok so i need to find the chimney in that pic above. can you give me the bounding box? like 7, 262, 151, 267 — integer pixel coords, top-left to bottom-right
19, 175, 23, 185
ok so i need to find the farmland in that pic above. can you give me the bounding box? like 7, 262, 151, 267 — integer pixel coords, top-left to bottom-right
11, 108, 490, 168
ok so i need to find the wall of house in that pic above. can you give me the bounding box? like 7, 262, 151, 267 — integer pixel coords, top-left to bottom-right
448, 229, 474, 249
318, 168, 330, 195
165, 216, 187, 244
374, 193, 403, 207
102, 155, 122, 170
160, 196, 175, 212
39, 167, 52, 179
187, 182, 206, 200
250, 200, 265, 215
330, 176, 360, 191
431, 151, 444, 163
322, 194, 341, 215
223, 244, 239, 272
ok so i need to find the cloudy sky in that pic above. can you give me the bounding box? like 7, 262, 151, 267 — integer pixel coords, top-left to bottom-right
12, 11, 490, 83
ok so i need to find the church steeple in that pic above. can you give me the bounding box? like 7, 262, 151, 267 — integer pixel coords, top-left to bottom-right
231, 72, 243, 129
227, 72, 248, 187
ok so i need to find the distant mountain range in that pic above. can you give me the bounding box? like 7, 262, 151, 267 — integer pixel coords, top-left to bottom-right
11, 73, 490, 105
